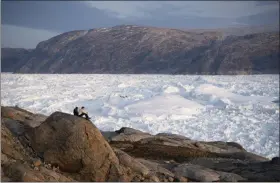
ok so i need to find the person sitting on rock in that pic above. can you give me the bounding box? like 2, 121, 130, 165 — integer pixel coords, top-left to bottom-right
79, 106, 91, 120
73, 107, 79, 116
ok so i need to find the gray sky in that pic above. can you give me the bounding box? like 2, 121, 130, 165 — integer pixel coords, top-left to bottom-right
1, 1, 279, 48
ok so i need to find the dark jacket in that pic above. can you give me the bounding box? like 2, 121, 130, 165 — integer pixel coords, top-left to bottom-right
73, 107, 79, 116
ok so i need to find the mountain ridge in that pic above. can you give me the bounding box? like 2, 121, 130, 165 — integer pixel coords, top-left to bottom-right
1, 25, 279, 74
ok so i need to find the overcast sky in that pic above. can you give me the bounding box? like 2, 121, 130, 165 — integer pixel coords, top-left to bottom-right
1, 1, 279, 48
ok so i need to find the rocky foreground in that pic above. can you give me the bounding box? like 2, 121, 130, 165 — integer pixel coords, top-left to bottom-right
1, 106, 280, 182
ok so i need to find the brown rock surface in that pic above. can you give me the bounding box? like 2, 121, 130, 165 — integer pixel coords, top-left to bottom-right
1, 106, 47, 128
33, 159, 42, 167
1, 106, 279, 182
1, 122, 30, 162
111, 133, 152, 142
114, 149, 150, 177
174, 163, 221, 182
28, 111, 124, 181
2, 162, 73, 182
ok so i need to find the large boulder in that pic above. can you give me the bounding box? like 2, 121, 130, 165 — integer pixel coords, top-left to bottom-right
1, 118, 29, 137
155, 133, 191, 141
111, 133, 152, 142
218, 151, 269, 162
28, 112, 125, 181
111, 137, 268, 163
1, 106, 47, 128
2, 105, 277, 182
136, 158, 174, 177
196, 141, 246, 153
112, 142, 216, 162
137, 136, 195, 147
1, 120, 54, 181
216, 171, 247, 182
115, 127, 147, 135
174, 164, 221, 182
187, 158, 280, 181
186, 157, 248, 170
110, 127, 152, 142
1, 122, 31, 163
214, 161, 280, 182
114, 149, 150, 177
136, 158, 175, 181
2, 162, 73, 182
101, 131, 119, 141
109, 128, 260, 160
1, 106, 49, 160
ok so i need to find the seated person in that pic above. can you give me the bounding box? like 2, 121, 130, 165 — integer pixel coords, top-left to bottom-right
73, 107, 79, 116
78, 106, 91, 120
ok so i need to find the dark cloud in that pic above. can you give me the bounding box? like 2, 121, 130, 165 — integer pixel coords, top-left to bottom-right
236, 9, 279, 26
1, 24, 60, 48
2, 1, 279, 31
1, 1, 126, 32
255, 1, 279, 6
1, 1, 279, 48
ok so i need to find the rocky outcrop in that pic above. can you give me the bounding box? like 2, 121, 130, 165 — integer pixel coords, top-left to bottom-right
27, 112, 128, 181
2, 25, 278, 74
1, 122, 30, 163
109, 129, 268, 162
2, 162, 73, 182
1, 105, 280, 182
114, 149, 150, 177
1, 117, 73, 181
1, 106, 47, 128
108, 127, 152, 142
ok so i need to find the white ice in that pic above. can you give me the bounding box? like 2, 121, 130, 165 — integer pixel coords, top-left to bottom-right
1, 74, 279, 158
